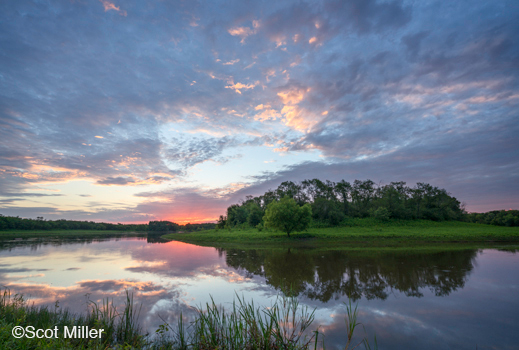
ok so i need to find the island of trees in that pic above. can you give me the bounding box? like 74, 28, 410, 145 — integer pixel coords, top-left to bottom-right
217, 179, 463, 233
216, 179, 519, 234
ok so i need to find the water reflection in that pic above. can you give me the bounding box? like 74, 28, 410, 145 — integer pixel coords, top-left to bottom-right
146, 233, 169, 244
220, 248, 478, 301
0, 234, 146, 250
0, 237, 518, 350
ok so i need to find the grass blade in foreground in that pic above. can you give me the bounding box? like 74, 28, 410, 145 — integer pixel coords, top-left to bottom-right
1, 288, 376, 349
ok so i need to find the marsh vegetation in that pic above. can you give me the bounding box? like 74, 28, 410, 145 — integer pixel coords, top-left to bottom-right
0, 288, 375, 350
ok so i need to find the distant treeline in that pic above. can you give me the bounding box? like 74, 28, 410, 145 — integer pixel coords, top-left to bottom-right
218, 179, 465, 229
0, 215, 148, 231
464, 210, 519, 227
0, 215, 213, 232
148, 220, 214, 232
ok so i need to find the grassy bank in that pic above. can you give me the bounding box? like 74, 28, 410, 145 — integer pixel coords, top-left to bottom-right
0, 289, 145, 349
0, 289, 374, 350
162, 219, 519, 248
0, 230, 145, 239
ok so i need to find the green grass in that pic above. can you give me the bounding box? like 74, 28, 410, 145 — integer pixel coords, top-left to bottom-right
0, 288, 375, 350
0, 230, 145, 239
162, 219, 519, 249
0, 288, 146, 349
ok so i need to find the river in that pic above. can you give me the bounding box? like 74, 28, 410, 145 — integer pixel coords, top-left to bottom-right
1, 235, 518, 349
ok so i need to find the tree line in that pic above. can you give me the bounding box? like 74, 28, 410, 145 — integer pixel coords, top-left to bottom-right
218, 178, 465, 230
0, 215, 213, 232
147, 221, 214, 232
463, 210, 519, 227
0, 215, 148, 231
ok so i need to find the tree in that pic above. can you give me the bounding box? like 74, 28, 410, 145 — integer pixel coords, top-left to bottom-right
351, 179, 376, 217
263, 196, 312, 237
226, 204, 248, 228
334, 180, 352, 215
276, 181, 304, 204
216, 215, 226, 229
246, 202, 264, 227
311, 198, 344, 226
148, 220, 180, 232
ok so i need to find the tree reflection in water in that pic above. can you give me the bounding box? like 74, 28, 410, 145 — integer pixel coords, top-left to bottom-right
218, 247, 478, 301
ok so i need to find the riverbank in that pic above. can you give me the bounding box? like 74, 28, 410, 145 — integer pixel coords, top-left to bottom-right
0, 230, 145, 239
0, 289, 368, 350
162, 219, 519, 248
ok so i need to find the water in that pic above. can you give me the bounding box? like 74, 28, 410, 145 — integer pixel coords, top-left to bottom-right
1, 235, 518, 349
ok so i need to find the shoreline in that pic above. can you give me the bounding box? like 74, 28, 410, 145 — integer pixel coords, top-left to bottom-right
0, 230, 146, 239
161, 219, 519, 249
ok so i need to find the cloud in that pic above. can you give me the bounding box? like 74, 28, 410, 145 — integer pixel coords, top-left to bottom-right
0, 0, 518, 219
223, 59, 240, 65
402, 31, 429, 60
275, 84, 324, 131
236, 119, 519, 213
225, 81, 258, 94
254, 108, 282, 122
324, 0, 412, 34
277, 86, 308, 105
96, 176, 135, 185
99, 0, 127, 16
228, 20, 260, 43
133, 187, 234, 223
165, 136, 237, 168
3, 278, 185, 335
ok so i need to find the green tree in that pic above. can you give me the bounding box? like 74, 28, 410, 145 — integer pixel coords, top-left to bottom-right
216, 215, 226, 229
246, 202, 264, 227
148, 220, 180, 232
334, 180, 352, 216
226, 204, 248, 228
311, 198, 344, 226
263, 196, 312, 237
351, 179, 376, 217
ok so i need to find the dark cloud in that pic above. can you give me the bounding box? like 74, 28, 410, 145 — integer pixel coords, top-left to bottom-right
0, 267, 50, 273
325, 0, 412, 34
0, 192, 63, 197
96, 177, 136, 186
234, 122, 519, 212
402, 31, 429, 60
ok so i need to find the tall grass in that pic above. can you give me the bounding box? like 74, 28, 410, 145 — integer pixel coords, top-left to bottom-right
154, 293, 376, 350
0, 288, 376, 349
0, 288, 146, 349
186, 293, 316, 349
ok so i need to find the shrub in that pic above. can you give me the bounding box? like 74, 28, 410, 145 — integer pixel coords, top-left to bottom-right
263, 196, 312, 237
372, 207, 390, 221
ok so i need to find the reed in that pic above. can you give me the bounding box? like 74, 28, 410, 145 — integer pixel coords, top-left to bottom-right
186, 293, 317, 349
0, 288, 376, 349
153, 292, 376, 350
0, 288, 147, 349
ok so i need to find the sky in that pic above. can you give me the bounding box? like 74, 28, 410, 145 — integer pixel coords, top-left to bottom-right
0, 0, 518, 224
